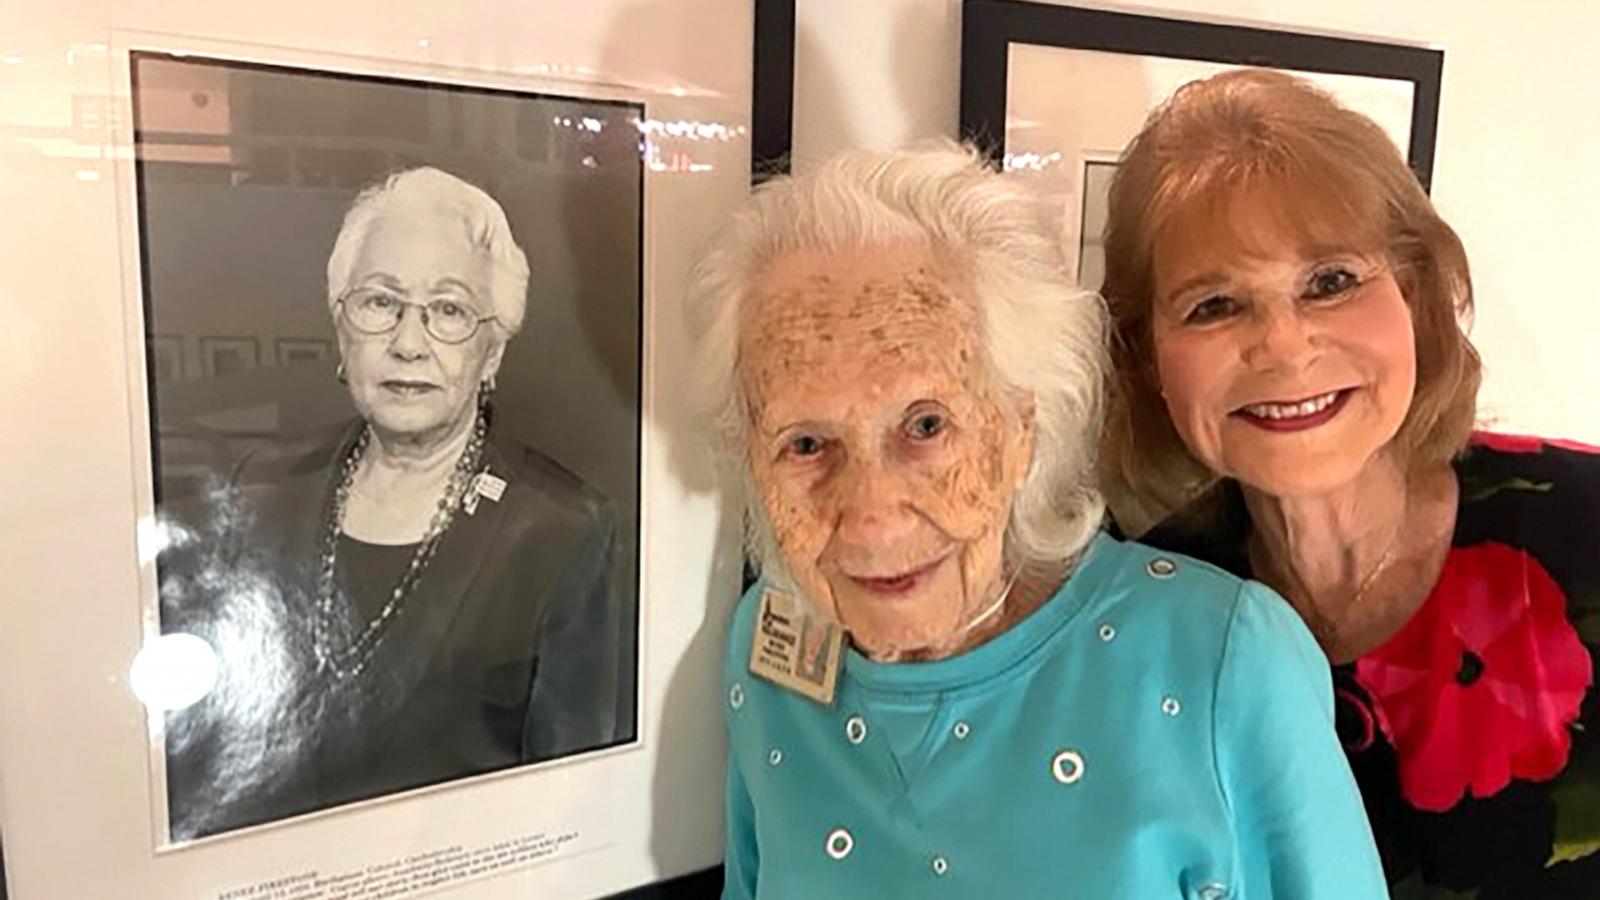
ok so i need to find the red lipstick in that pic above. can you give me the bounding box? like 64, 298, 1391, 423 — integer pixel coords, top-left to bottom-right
1233, 388, 1352, 433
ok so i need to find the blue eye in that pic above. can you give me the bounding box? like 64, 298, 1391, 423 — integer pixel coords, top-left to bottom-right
1185, 295, 1238, 324
787, 435, 824, 458
1306, 268, 1359, 299
906, 412, 947, 441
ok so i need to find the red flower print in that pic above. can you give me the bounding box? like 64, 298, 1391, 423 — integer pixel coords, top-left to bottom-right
1355, 542, 1593, 812
1471, 431, 1600, 455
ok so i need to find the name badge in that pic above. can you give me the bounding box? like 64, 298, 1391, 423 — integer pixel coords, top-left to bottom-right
748, 586, 843, 705
463, 471, 508, 516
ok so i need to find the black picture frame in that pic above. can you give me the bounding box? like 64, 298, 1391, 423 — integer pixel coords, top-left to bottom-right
751, 0, 797, 186
620, 3, 800, 896
959, 0, 1444, 192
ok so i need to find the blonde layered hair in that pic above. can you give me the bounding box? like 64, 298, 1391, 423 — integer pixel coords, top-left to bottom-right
1101, 69, 1481, 532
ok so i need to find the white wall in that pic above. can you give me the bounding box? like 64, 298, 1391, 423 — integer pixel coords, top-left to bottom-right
792, 0, 1600, 444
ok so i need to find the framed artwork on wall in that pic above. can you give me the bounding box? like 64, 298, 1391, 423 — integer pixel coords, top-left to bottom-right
197, 335, 261, 377
134, 49, 648, 847
149, 333, 186, 383
0, 6, 751, 898
272, 338, 334, 368
751, 0, 796, 184
959, 0, 1443, 289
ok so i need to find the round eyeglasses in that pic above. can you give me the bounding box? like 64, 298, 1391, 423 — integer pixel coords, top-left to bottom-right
337, 288, 497, 345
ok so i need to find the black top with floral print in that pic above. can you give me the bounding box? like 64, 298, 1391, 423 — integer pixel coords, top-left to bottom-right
1141, 433, 1600, 899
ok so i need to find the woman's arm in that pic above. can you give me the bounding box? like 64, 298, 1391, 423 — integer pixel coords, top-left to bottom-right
721, 585, 763, 899
722, 754, 759, 899
523, 501, 621, 758
1214, 581, 1389, 898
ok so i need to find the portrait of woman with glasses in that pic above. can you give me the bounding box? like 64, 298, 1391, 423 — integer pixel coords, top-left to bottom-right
158, 166, 623, 839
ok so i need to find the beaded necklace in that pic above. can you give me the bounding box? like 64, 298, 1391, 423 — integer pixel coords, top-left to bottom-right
313, 410, 488, 680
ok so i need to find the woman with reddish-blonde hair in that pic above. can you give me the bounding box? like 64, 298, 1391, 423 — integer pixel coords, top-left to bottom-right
1102, 67, 1600, 897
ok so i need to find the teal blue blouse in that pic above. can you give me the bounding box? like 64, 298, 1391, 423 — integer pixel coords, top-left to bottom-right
721, 534, 1386, 899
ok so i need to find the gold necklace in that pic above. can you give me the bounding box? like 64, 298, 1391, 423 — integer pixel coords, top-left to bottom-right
1251, 528, 1401, 652
1312, 543, 1397, 649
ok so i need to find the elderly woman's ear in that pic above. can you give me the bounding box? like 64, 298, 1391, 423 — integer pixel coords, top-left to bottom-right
1013, 389, 1036, 437
479, 340, 508, 385
1007, 389, 1037, 488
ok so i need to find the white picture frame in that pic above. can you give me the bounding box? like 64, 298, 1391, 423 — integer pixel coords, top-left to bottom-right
0, 7, 748, 898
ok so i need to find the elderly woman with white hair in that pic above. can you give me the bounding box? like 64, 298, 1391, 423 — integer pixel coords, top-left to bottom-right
160, 167, 619, 839
685, 145, 1386, 897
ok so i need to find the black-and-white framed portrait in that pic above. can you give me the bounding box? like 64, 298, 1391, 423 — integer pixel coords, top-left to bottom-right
4, 1, 750, 894
959, 0, 1443, 291
131, 50, 647, 844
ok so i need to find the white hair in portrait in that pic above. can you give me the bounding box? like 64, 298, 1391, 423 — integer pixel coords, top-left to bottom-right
325, 166, 532, 336
685, 141, 1109, 578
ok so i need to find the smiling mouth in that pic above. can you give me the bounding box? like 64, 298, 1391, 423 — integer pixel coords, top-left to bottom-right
845, 555, 949, 596
381, 380, 441, 396
1232, 388, 1353, 432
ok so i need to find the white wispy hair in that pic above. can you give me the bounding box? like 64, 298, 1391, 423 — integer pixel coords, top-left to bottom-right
684, 142, 1108, 579
326, 166, 530, 336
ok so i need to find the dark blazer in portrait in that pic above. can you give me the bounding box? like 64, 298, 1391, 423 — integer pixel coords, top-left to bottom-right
157, 419, 623, 840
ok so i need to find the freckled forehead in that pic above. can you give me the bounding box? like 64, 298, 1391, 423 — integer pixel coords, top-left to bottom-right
741, 244, 978, 359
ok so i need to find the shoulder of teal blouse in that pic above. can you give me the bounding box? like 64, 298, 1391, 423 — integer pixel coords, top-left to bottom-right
1213, 580, 1388, 898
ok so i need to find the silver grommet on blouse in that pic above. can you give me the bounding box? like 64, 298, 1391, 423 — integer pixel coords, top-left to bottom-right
1197, 883, 1229, 900
931, 855, 950, 876
1098, 623, 1116, 642
1051, 749, 1085, 784
1162, 696, 1182, 716
728, 683, 744, 709
825, 827, 854, 860
845, 714, 868, 744
1146, 557, 1178, 579
768, 748, 783, 766
953, 720, 971, 740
